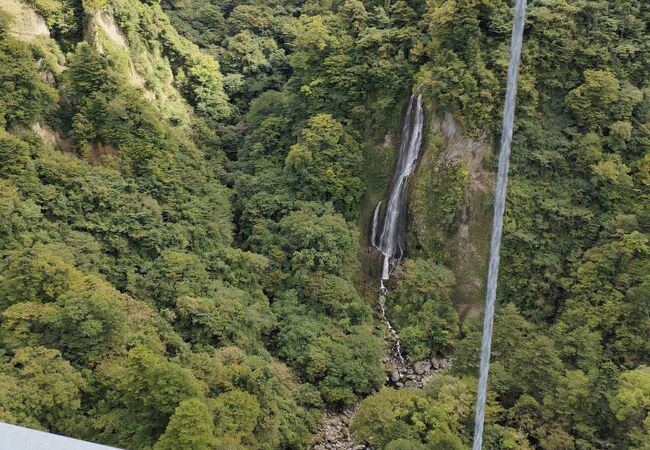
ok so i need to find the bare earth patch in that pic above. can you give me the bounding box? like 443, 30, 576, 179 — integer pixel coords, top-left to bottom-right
1, 0, 49, 41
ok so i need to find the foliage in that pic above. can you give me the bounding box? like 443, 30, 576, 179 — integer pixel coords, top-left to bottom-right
410, 3, 649, 446
351, 376, 483, 449
610, 367, 650, 448
24, 0, 82, 49
0, 346, 85, 434
285, 113, 364, 215
0, 33, 58, 128
0, 1, 317, 447
390, 258, 458, 361
109, 0, 231, 121
155, 398, 217, 450
92, 345, 204, 447
409, 137, 468, 258
0, 0, 648, 448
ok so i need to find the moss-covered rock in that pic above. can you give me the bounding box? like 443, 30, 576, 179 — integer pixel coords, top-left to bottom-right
409, 133, 467, 261
408, 107, 494, 319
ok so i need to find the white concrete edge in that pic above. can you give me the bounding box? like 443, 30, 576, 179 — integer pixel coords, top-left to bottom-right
0, 422, 120, 450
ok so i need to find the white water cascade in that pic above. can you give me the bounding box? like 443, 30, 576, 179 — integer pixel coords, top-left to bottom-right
370, 94, 424, 373
373, 94, 425, 289
370, 200, 383, 248
472, 0, 527, 448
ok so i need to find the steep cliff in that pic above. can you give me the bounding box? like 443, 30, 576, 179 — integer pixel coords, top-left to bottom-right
409, 107, 494, 319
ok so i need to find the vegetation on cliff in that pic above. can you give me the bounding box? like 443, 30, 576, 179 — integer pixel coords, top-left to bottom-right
0, 0, 648, 449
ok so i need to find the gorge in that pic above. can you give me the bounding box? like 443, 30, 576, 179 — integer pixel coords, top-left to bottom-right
0, 1, 647, 449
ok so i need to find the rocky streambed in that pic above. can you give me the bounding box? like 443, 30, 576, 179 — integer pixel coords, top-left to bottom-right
385, 354, 451, 389
309, 289, 451, 450
309, 354, 451, 450
309, 406, 365, 450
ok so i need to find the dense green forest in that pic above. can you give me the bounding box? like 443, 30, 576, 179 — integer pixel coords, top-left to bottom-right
0, 0, 648, 449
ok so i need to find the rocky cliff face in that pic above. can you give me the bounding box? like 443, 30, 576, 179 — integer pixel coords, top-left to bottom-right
409, 107, 495, 319
1, 0, 49, 41
1, 0, 206, 155
83, 4, 190, 121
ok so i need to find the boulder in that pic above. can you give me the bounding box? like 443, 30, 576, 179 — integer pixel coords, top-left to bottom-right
413, 361, 432, 375
431, 356, 450, 370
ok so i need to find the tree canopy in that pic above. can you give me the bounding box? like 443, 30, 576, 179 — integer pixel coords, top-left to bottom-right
0, 0, 647, 449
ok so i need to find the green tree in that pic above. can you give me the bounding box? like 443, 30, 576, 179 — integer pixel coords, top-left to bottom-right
155, 398, 216, 450
0, 347, 84, 434
454, 304, 563, 404
610, 367, 650, 449
212, 390, 261, 447
483, 425, 533, 450
352, 387, 437, 448
174, 288, 274, 352
0, 31, 58, 127
566, 69, 641, 129
62, 42, 122, 108
94, 346, 204, 448
249, 205, 358, 276
543, 370, 596, 445
391, 258, 458, 360
386, 439, 427, 450
285, 114, 364, 214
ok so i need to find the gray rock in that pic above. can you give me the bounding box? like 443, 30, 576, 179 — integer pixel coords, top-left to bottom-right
389, 368, 401, 382
413, 361, 431, 375
431, 356, 450, 370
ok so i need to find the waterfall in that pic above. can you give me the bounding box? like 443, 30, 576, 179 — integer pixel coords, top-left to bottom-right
374, 94, 425, 288
370, 94, 425, 373
472, 0, 527, 449
371, 201, 383, 248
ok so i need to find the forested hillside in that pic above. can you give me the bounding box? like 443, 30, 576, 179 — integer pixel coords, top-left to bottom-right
0, 1, 648, 449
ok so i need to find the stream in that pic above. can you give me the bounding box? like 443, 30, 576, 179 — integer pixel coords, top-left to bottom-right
310, 95, 436, 449
371, 93, 424, 371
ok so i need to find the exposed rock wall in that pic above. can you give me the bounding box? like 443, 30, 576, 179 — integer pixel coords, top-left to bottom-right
31, 122, 75, 153
84, 8, 153, 100
85, 9, 127, 49
410, 108, 495, 319
1, 0, 50, 41
84, 6, 188, 114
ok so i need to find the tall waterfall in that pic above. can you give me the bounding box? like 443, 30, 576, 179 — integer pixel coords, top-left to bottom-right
371, 201, 383, 248
472, 0, 527, 448
374, 94, 424, 288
